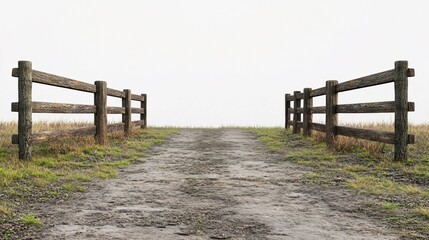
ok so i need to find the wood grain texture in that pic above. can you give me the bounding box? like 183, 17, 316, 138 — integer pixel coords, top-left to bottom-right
12, 68, 143, 100
303, 88, 313, 136
310, 106, 326, 114
17, 61, 32, 160
336, 126, 414, 144
293, 91, 301, 134
95, 81, 107, 144
309, 87, 326, 97
311, 123, 326, 133
336, 101, 415, 113
286, 95, 295, 101
12, 102, 95, 113
285, 94, 290, 129
336, 70, 395, 93
123, 89, 132, 136
141, 94, 147, 129
131, 94, 145, 101
394, 61, 409, 161
326, 80, 338, 145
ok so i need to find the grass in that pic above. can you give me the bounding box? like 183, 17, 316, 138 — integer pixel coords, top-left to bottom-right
0, 121, 178, 238
249, 124, 429, 239
20, 215, 43, 226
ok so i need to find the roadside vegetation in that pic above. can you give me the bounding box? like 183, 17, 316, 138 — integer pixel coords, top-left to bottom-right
0, 121, 178, 239
250, 124, 429, 239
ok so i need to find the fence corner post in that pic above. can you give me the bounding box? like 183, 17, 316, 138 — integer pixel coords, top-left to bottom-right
285, 94, 291, 129
95, 81, 107, 144
293, 91, 301, 134
141, 94, 147, 129
394, 60, 409, 161
326, 80, 338, 146
303, 88, 312, 137
123, 89, 132, 136
18, 61, 33, 160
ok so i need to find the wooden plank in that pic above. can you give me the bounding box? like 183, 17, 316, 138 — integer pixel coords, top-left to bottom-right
12, 68, 134, 99
295, 92, 304, 100
17, 61, 33, 160
303, 88, 313, 137
311, 123, 326, 132
285, 94, 290, 129
309, 87, 326, 97
293, 91, 301, 134
131, 94, 145, 101
107, 88, 125, 98
296, 121, 304, 128
336, 101, 415, 113
124, 89, 132, 136
131, 120, 145, 128
131, 108, 145, 114
10, 102, 144, 114
335, 126, 412, 144
311, 106, 326, 114
326, 80, 338, 145
95, 81, 107, 144
107, 107, 125, 114
11, 102, 95, 113
336, 70, 395, 92
22, 69, 96, 93
394, 61, 409, 161
141, 94, 147, 129
287, 108, 304, 114
286, 95, 295, 101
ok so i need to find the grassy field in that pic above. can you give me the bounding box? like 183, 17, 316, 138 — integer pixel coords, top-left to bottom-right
250, 124, 429, 239
0, 122, 178, 238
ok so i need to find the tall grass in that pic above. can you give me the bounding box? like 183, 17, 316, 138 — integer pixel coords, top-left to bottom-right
310, 123, 429, 159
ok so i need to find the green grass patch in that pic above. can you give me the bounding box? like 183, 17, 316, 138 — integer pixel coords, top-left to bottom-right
20, 215, 43, 226
347, 175, 422, 196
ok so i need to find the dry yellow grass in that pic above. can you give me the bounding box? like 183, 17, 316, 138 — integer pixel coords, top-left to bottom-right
310, 123, 429, 159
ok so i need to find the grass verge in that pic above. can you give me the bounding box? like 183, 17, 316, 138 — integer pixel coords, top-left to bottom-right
249, 125, 429, 239
0, 121, 178, 239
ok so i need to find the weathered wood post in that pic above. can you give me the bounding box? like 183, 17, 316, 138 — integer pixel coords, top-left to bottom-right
293, 91, 301, 134
394, 61, 409, 161
123, 89, 132, 136
141, 94, 147, 129
303, 88, 313, 137
17, 61, 33, 160
285, 94, 291, 129
326, 80, 338, 146
95, 81, 107, 144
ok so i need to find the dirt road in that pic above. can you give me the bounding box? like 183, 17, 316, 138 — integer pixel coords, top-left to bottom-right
37, 129, 397, 239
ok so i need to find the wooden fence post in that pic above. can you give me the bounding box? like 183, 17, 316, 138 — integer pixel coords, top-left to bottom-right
95, 81, 107, 144
326, 80, 338, 146
293, 91, 301, 134
394, 61, 408, 161
141, 94, 147, 129
123, 89, 132, 136
18, 61, 32, 160
285, 94, 291, 129
303, 88, 312, 137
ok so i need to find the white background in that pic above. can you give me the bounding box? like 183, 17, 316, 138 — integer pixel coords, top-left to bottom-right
1, 0, 428, 127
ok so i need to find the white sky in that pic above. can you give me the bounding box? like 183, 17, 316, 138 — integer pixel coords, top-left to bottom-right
1, 0, 428, 127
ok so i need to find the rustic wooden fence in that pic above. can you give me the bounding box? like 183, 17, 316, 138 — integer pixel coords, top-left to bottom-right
285, 61, 415, 161
11, 61, 147, 160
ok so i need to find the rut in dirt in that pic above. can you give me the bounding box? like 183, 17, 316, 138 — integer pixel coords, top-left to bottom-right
37, 129, 397, 240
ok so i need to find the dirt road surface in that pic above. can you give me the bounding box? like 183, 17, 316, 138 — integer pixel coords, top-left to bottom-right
37, 129, 397, 239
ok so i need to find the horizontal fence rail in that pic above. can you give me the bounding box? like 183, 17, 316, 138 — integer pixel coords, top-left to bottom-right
285, 61, 415, 161
11, 60, 147, 160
